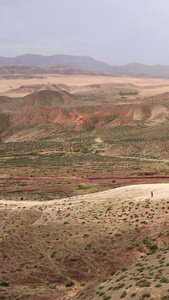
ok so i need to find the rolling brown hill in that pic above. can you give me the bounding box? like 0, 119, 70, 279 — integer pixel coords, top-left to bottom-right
0, 65, 42, 75
0, 54, 113, 71
2, 54, 169, 78
0, 95, 12, 105
8, 83, 72, 96
75, 248, 169, 300
1, 89, 169, 143
0, 184, 168, 299
1, 76, 169, 300
19, 90, 77, 108
0, 64, 110, 76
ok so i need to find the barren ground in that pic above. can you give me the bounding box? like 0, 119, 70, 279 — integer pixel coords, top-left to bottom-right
0, 74, 169, 299
0, 183, 169, 209
0, 184, 169, 299
1, 75, 169, 97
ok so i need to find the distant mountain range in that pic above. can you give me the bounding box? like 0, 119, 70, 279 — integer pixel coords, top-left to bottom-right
0, 65, 108, 76
0, 54, 113, 72
1, 54, 169, 78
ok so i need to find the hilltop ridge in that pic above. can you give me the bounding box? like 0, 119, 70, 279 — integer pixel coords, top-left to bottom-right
2, 54, 169, 78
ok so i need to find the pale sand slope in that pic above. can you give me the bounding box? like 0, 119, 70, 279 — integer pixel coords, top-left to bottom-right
1, 75, 169, 97
0, 183, 169, 210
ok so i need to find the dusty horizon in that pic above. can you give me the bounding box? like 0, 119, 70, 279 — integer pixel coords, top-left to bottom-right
1, 0, 169, 65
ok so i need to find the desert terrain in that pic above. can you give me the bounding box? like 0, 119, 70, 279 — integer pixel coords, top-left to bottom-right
1, 74, 169, 98
0, 184, 169, 299
0, 73, 169, 299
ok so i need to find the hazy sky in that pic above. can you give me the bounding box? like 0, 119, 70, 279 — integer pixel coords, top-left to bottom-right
1, 0, 169, 65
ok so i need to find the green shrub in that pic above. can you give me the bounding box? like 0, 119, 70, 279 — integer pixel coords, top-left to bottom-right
140, 293, 150, 299
160, 277, 169, 283
65, 281, 74, 287
120, 291, 127, 298
113, 283, 125, 290
110, 271, 116, 276
137, 267, 144, 272
119, 91, 138, 96
136, 280, 151, 287
149, 244, 157, 251
77, 185, 89, 190
0, 282, 9, 287
51, 251, 56, 258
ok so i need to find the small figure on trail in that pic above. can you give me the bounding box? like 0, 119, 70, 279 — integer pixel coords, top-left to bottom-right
151, 191, 153, 197
21, 197, 24, 200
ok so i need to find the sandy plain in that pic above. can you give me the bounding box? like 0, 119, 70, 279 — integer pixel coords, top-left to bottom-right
1, 75, 169, 97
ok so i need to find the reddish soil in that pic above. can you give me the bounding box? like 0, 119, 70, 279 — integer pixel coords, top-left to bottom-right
0, 175, 169, 184
114, 247, 141, 270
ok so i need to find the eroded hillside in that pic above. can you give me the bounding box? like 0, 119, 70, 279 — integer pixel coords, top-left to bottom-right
0, 75, 169, 299
0, 184, 169, 299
